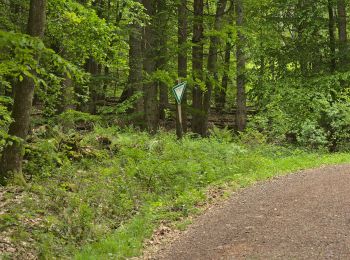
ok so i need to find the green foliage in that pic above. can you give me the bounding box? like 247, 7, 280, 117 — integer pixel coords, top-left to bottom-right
2, 127, 350, 259
0, 96, 12, 151
47, 0, 119, 66
249, 72, 350, 151
2, 0, 350, 258
0, 0, 28, 32
24, 138, 63, 178
209, 126, 234, 143
58, 109, 100, 131
0, 30, 87, 92
98, 92, 143, 121
298, 120, 328, 149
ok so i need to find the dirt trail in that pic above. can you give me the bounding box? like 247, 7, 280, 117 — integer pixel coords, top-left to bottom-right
154, 164, 350, 260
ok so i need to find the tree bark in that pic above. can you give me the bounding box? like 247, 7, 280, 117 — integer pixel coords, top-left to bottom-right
192, 0, 205, 135
204, 0, 228, 135
155, 0, 169, 121
57, 75, 73, 113
337, 0, 348, 69
143, 0, 159, 133
178, 0, 188, 133
0, 0, 47, 185
120, 0, 144, 126
215, 39, 231, 112
235, 0, 247, 132
128, 18, 144, 120
328, 0, 336, 73
296, 0, 307, 76
85, 58, 100, 114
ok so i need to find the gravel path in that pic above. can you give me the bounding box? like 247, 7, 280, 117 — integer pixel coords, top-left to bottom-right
156, 164, 350, 260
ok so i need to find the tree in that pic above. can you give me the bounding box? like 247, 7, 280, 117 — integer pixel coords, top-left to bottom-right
328, 0, 336, 72
337, 0, 348, 69
156, 0, 169, 121
0, 0, 47, 185
215, 36, 232, 112
235, 0, 247, 132
177, 0, 188, 134
142, 0, 159, 132
192, 0, 205, 136
127, 2, 144, 122
204, 0, 228, 134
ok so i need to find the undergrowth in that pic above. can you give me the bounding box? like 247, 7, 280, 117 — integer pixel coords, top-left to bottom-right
1, 125, 349, 259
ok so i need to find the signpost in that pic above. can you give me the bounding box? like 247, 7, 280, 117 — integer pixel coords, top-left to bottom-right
172, 81, 187, 139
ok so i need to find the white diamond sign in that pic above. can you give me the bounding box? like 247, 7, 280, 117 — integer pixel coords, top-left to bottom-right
172, 82, 187, 104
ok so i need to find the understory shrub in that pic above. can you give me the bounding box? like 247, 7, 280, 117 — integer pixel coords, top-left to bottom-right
2, 125, 350, 259
249, 74, 350, 151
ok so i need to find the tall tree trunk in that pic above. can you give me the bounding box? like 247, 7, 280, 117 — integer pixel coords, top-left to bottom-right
235, 0, 247, 132
143, 0, 159, 132
86, 58, 100, 114
215, 39, 231, 112
296, 0, 307, 76
0, 0, 47, 185
204, 0, 228, 134
192, 0, 205, 135
178, 0, 188, 133
57, 75, 73, 113
328, 0, 336, 73
156, 0, 169, 121
337, 0, 348, 69
127, 19, 144, 122
120, 1, 144, 126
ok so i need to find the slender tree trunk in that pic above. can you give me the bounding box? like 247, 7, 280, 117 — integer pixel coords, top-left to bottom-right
125, 23, 144, 127
216, 39, 231, 112
178, 0, 188, 134
328, 0, 336, 73
337, 0, 348, 69
296, 0, 307, 76
101, 66, 108, 103
0, 0, 47, 185
235, 0, 247, 132
156, 0, 169, 121
204, 0, 228, 135
143, 0, 159, 132
127, 19, 144, 119
86, 58, 100, 114
57, 75, 73, 113
256, 54, 265, 103
120, 1, 144, 124
192, 0, 204, 135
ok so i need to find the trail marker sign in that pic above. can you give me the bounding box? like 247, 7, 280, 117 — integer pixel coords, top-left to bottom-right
172, 82, 187, 104
172, 81, 187, 139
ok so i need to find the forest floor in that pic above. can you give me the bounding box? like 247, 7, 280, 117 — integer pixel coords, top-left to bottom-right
1, 126, 350, 259
148, 164, 350, 260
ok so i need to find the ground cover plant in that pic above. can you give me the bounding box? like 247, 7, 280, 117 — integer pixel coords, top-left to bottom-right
1, 123, 349, 259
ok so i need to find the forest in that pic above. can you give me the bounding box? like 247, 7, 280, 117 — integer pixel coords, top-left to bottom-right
0, 0, 350, 259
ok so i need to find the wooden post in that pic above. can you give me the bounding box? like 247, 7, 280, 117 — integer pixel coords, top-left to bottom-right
176, 79, 184, 139
176, 102, 183, 139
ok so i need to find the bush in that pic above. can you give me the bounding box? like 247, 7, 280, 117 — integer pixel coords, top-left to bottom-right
58, 109, 100, 132
249, 75, 350, 151
3, 127, 350, 260
0, 96, 12, 152
297, 120, 328, 149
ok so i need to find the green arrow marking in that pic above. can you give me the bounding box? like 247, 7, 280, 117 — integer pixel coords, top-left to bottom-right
172, 82, 187, 104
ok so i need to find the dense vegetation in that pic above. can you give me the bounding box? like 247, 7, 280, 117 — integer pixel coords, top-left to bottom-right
2, 122, 350, 258
0, 0, 349, 258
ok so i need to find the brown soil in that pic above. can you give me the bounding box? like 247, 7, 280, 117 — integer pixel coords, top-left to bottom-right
153, 164, 350, 260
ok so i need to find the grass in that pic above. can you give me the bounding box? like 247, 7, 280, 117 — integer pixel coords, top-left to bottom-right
1, 126, 349, 259
76, 148, 350, 259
